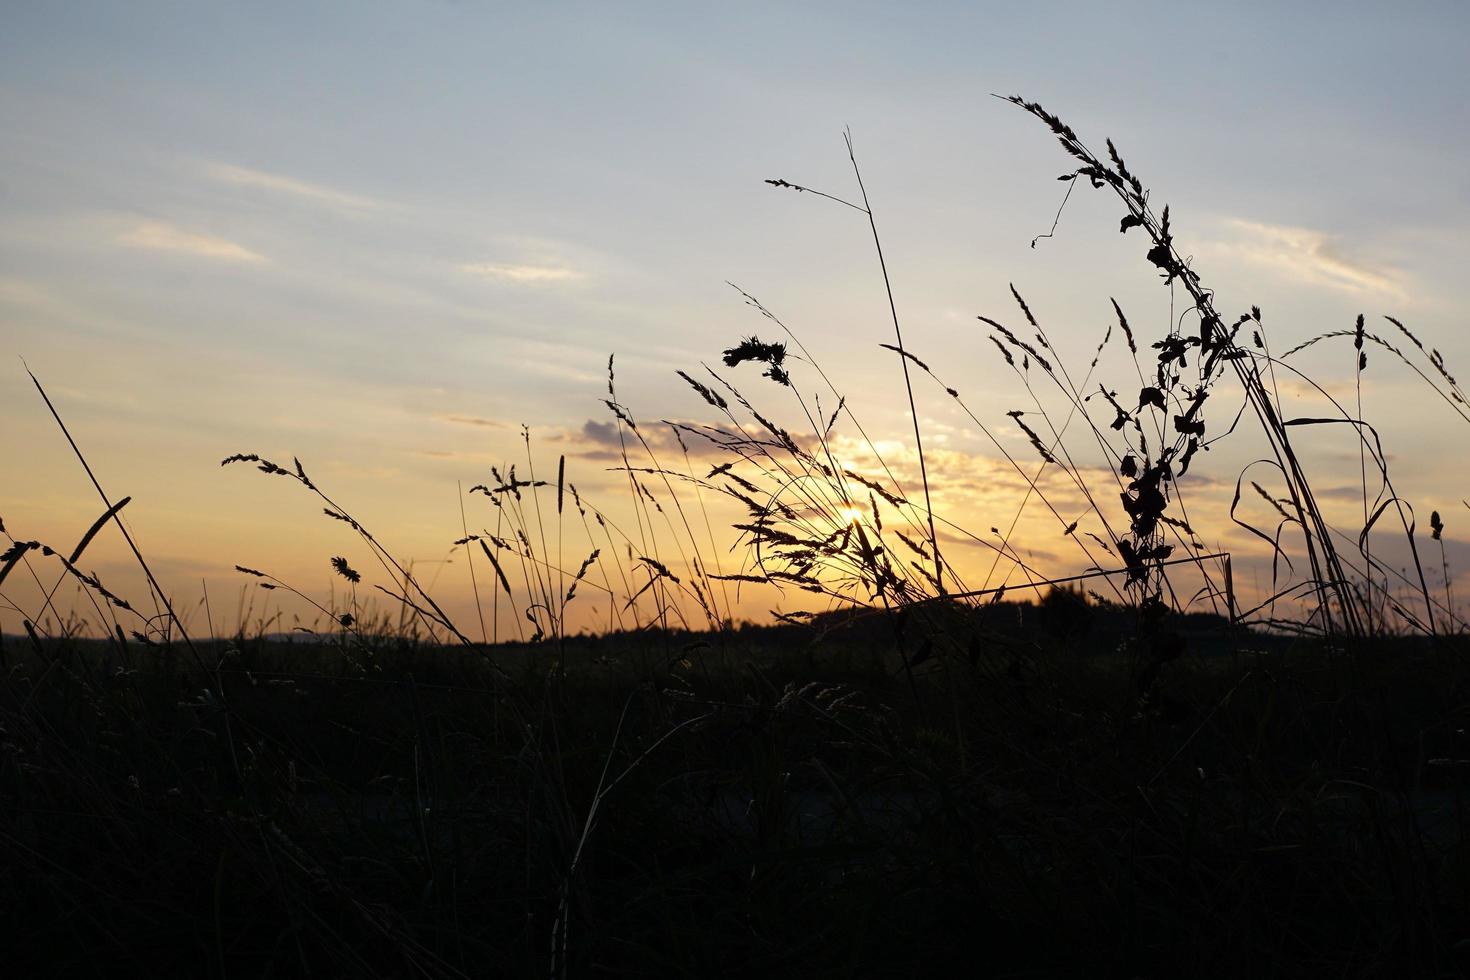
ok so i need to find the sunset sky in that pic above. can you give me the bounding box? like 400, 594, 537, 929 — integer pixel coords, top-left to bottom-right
4, 2, 1469, 636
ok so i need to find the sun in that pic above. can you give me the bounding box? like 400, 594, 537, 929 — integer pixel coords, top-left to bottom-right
839, 506, 865, 525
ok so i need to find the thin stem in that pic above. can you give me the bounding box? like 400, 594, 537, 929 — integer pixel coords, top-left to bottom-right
844, 130, 944, 594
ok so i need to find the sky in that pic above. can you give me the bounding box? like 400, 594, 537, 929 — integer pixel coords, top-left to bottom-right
4, 1, 1469, 637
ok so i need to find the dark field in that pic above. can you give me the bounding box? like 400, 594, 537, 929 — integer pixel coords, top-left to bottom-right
4, 604, 1469, 978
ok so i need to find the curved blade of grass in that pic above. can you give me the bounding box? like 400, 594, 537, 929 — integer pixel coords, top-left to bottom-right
68, 496, 131, 564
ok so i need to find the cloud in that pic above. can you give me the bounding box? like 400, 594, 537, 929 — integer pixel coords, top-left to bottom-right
412, 448, 506, 463
459, 262, 582, 283
438, 414, 507, 429
569, 418, 733, 463
0, 277, 51, 308
206, 163, 379, 211
119, 221, 267, 263
579, 419, 622, 448
1215, 219, 1402, 298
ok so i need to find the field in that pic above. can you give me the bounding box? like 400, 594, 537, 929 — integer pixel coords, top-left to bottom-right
5, 98, 1470, 977
3, 614, 1469, 978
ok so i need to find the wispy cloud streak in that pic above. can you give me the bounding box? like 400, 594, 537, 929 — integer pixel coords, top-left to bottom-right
459, 262, 582, 283
119, 221, 267, 263
206, 163, 380, 212
1216, 218, 1402, 298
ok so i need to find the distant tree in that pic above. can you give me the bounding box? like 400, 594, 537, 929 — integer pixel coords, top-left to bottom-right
1039, 583, 1091, 641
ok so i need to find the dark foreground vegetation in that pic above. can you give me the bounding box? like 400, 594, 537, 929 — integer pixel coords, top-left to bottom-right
4, 604, 1469, 978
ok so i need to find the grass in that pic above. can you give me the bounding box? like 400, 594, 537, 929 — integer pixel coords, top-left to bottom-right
4, 98, 1470, 976
4, 618, 1469, 977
